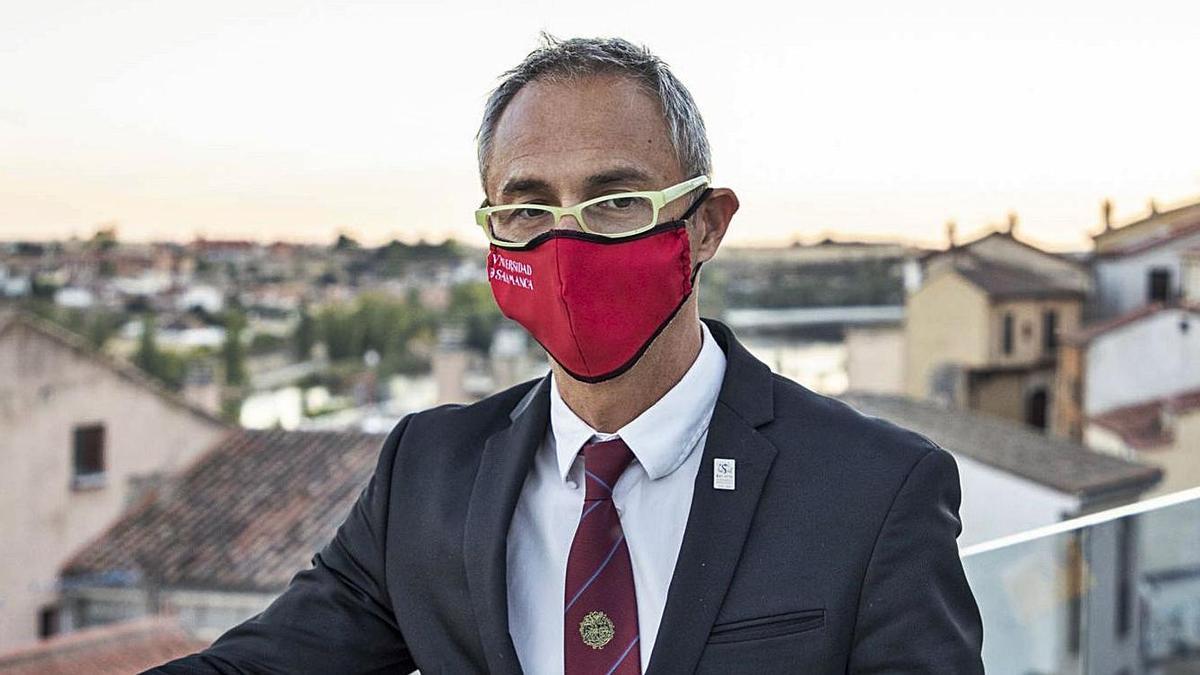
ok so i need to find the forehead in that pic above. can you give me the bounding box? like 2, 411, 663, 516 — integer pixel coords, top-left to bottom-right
486, 73, 683, 196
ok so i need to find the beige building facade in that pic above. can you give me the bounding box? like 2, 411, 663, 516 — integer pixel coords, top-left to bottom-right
844, 325, 905, 394
904, 271, 990, 398
0, 311, 228, 650
905, 231, 1086, 428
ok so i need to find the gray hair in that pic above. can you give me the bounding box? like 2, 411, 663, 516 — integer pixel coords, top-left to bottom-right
476, 34, 712, 188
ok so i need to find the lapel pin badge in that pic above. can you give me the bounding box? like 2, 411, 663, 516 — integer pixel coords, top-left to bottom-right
713, 458, 736, 490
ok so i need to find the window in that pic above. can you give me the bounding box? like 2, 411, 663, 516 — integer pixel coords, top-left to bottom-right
72, 424, 106, 490
1002, 312, 1015, 355
38, 605, 61, 639
1043, 310, 1059, 354
1025, 387, 1048, 429
1148, 268, 1171, 303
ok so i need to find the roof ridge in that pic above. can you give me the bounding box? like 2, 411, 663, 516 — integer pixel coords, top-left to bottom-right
0, 308, 229, 428
1066, 301, 1199, 344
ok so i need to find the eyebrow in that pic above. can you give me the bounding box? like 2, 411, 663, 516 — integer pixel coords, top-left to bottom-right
498, 166, 655, 199
498, 177, 552, 198
584, 167, 653, 189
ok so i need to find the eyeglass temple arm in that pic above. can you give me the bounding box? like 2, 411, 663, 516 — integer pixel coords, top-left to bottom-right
661, 175, 709, 203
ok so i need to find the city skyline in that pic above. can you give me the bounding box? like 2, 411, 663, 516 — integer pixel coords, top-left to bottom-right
3, 0, 1199, 251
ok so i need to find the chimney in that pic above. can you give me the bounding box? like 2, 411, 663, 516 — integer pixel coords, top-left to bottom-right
1102, 199, 1113, 231
1159, 397, 1178, 437
1006, 211, 1018, 237
945, 220, 958, 249
1149, 198, 1159, 216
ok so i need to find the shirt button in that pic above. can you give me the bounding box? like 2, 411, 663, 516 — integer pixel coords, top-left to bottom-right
566, 480, 578, 490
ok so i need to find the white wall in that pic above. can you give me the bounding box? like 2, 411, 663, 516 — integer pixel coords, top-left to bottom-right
0, 322, 227, 650
1093, 229, 1200, 318
1084, 308, 1200, 415
953, 452, 1080, 547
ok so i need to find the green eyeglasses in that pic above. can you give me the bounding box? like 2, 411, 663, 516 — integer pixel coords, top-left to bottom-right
476, 175, 710, 247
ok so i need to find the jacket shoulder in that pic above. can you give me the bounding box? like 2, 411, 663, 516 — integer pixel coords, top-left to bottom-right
766, 374, 945, 478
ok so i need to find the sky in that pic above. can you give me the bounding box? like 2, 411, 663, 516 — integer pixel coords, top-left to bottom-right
2, 0, 1199, 251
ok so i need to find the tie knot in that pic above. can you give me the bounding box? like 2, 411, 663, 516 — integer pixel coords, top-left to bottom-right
581, 437, 635, 500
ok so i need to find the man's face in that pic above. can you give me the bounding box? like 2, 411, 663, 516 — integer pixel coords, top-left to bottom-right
484, 73, 702, 256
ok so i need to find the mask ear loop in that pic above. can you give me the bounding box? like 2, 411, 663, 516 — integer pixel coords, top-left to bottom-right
679, 187, 713, 282
679, 187, 713, 221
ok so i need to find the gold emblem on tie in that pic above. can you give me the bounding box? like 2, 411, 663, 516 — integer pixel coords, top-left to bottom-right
579, 611, 615, 649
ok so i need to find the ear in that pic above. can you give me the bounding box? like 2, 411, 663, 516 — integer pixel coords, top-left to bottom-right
690, 187, 739, 265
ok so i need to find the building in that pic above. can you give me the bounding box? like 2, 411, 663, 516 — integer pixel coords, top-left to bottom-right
905, 230, 1089, 429
0, 309, 229, 650
59, 429, 385, 641
0, 616, 205, 675
1055, 304, 1200, 429
1087, 390, 1200, 497
1092, 197, 1200, 319
1054, 303, 1200, 496
844, 324, 905, 394
842, 392, 1161, 546
713, 239, 920, 313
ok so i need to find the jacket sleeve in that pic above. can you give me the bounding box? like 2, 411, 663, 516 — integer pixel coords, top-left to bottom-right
847, 447, 985, 674
144, 415, 417, 675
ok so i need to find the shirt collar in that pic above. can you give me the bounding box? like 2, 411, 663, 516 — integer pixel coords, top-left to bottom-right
549, 321, 727, 482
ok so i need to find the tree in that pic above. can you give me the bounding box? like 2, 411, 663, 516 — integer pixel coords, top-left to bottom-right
317, 305, 363, 361
132, 315, 186, 389
449, 282, 502, 353
221, 310, 247, 386
84, 309, 125, 350
293, 302, 316, 361
134, 315, 163, 377
333, 233, 361, 251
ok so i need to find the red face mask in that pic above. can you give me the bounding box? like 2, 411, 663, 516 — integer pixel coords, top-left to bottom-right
487, 191, 709, 383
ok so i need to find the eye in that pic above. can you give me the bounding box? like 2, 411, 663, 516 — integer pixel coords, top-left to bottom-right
598, 196, 637, 209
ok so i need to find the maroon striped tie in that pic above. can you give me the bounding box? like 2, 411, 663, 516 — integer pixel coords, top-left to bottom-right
564, 437, 641, 675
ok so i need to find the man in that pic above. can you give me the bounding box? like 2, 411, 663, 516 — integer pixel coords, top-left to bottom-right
151, 36, 984, 674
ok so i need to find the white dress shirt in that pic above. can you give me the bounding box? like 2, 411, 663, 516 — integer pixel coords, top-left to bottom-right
505, 321, 727, 674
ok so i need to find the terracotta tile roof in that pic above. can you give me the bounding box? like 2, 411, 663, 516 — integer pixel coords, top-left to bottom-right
952, 255, 1084, 300
1064, 302, 1200, 345
62, 428, 386, 593
840, 392, 1162, 501
0, 617, 206, 675
1090, 389, 1200, 450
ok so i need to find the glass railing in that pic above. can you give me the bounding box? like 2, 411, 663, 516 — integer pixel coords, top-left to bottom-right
961, 486, 1200, 674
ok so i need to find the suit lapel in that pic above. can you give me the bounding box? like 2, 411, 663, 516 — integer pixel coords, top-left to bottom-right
645, 319, 779, 675
463, 375, 550, 675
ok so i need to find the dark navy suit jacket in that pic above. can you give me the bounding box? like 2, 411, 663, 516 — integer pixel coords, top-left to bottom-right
150, 319, 984, 674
